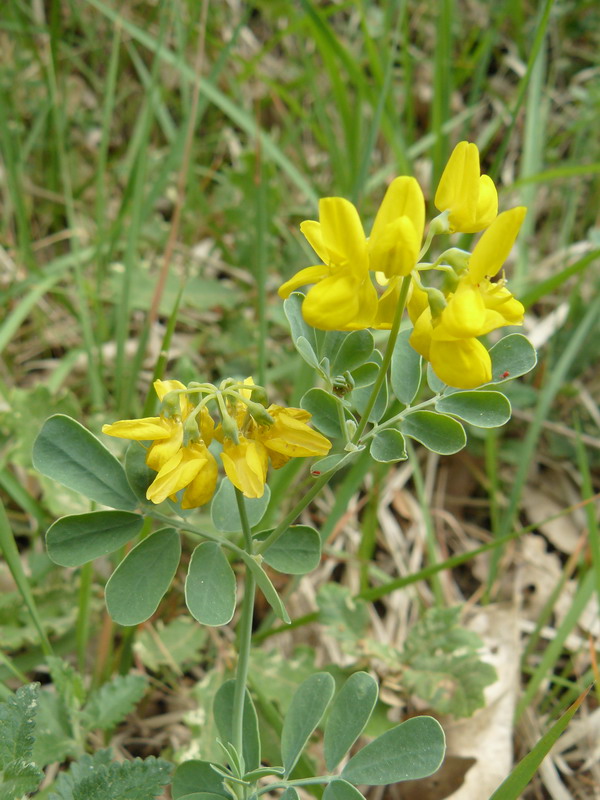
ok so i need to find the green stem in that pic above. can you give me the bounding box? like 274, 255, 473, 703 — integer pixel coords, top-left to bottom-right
352, 273, 412, 442
231, 489, 256, 762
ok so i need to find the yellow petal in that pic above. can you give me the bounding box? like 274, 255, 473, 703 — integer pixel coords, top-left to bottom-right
153, 379, 193, 418
474, 175, 498, 231
409, 308, 433, 360
181, 449, 219, 508
102, 417, 172, 440
318, 197, 368, 274
368, 216, 421, 278
300, 220, 329, 264
370, 176, 425, 247
146, 444, 208, 504
260, 407, 331, 459
145, 423, 183, 471
434, 281, 487, 339
407, 281, 429, 325
468, 207, 527, 283
153, 379, 187, 401
199, 407, 215, 445
221, 439, 268, 499
372, 277, 401, 329
435, 142, 479, 225
302, 274, 376, 331
430, 338, 492, 388
278, 265, 331, 299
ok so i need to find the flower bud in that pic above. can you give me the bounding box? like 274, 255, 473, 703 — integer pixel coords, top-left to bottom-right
426, 287, 447, 319
250, 385, 269, 407
183, 415, 201, 446
246, 401, 275, 426
220, 412, 240, 445
161, 390, 182, 417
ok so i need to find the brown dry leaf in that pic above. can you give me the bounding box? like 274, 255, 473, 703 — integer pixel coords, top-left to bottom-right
521, 487, 580, 554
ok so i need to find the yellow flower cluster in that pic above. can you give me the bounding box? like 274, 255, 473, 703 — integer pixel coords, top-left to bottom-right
279, 141, 526, 389
102, 379, 331, 507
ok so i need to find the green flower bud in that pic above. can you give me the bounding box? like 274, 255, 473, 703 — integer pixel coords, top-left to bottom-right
246, 401, 274, 426
250, 385, 269, 407
426, 287, 447, 319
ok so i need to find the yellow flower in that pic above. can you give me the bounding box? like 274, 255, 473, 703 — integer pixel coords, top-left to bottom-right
410, 305, 493, 388
278, 197, 378, 330
368, 177, 425, 278
218, 399, 332, 496
409, 206, 527, 388
258, 405, 331, 468
146, 442, 218, 507
435, 141, 498, 233
102, 379, 217, 508
221, 438, 269, 499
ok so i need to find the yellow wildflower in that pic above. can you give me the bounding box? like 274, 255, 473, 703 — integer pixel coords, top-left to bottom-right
435, 141, 498, 233
102, 379, 217, 508
278, 197, 377, 330
258, 405, 332, 468
217, 396, 331, 498
409, 207, 527, 388
368, 177, 425, 278
221, 438, 269, 499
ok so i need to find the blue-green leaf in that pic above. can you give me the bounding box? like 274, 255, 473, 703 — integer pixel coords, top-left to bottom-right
171, 760, 232, 800
213, 680, 261, 772
185, 543, 236, 626
105, 528, 181, 626
254, 526, 321, 575
283, 293, 318, 352
390, 328, 422, 404
323, 780, 365, 800
211, 479, 270, 532
46, 511, 144, 567
341, 716, 445, 785
435, 391, 511, 428
32, 415, 137, 510
402, 411, 466, 454
369, 429, 407, 463
488, 333, 537, 384
124, 444, 155, 504
350, 358, 388, 422
324, 672, 378, 771
281, 672, 335, 777
301, 388, 346, 438
329, 330, 374, 375
427, 364, 446, 394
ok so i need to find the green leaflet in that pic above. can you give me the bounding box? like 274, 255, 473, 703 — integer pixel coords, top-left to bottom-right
105, 528, 181, 626
46, 510, 144, 567
341, 716, 445, 785
185, 543, 237, 626
32, 415, 137, 510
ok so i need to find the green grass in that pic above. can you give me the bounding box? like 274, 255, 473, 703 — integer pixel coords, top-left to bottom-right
1, 1, 599, 797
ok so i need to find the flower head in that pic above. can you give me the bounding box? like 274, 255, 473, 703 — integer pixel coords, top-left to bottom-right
102, 379, 217, 508
215, 389, 331, 498
409, 207, 526, 388
435, 141, 498, 233
278, 197, 377, 330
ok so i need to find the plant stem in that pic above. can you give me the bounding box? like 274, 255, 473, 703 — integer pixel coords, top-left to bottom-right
352, 273, 412, 442
231, 489, 256, 763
